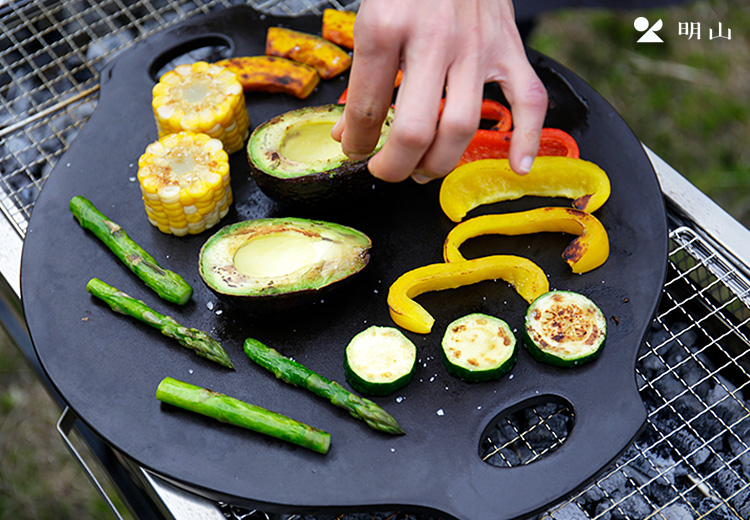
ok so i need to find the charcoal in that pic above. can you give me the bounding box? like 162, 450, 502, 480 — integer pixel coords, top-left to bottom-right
639, 349, 666, 376
546, 501, 588, 520
596, 470, 630, 496
651, 371, 688, 403
593, 500, 614, 520
660, 503, 694, 520
581, 483, 604, 504
672, 430, 711, 467
626, 452, 681, 486
609, 490, 651, 520
706, 379, 745, 425
85, 34, 132, 64
645, 481, 680, 510
696, 498, 736, 520
703, 456, 750, 519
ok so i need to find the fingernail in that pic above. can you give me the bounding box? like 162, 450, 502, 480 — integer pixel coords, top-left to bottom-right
331, 117, 343, 135
519, 156, 535, 174
345, 152, 369, 161
411, 173, 431, 184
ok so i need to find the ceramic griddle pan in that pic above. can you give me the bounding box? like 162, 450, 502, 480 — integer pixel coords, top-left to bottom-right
21, 6, 668, 520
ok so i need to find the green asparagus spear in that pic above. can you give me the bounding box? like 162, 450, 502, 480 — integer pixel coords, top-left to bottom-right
86, 278, 233, 369
243, 338, 405, 435
156, 377, 331, 454
70, 195, 193, 305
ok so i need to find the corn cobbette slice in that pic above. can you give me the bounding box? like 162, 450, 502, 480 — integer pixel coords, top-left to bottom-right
137, 131, 232, 237
152, 61, 250, 154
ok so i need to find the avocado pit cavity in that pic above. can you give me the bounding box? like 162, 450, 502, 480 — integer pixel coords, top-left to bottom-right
199, 217, 371, 299
247, 104, 393, 206
279, 121, 345, 165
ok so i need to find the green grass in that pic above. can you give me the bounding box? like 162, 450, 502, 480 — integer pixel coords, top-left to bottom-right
0, 328, 133, 520
529, 1, 750, 227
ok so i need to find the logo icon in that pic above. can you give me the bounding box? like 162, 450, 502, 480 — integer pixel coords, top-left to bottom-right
635, 16, 663, 43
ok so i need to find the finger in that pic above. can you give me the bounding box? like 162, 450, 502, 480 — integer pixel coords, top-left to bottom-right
367, 42, 451, 182
494, 57, 548, 175
414, 55, 484, 180
335, 14, 403, 159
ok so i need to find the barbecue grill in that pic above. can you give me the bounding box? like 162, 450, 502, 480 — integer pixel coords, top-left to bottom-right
2, 1, 750, 519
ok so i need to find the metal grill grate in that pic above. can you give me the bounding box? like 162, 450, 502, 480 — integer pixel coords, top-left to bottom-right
0, 0, 359, 237
3, 1, 750, 519
541, 225, 750, 520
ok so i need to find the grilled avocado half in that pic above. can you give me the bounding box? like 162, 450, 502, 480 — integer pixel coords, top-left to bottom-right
247, 104, 394, 206
199, 217, 371, 301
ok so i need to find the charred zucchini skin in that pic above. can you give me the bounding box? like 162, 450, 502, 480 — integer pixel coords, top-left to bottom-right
523, 290, 606, 367
344, 326, 417, 397
440, 313, 518, 383
344, 357, 413, 397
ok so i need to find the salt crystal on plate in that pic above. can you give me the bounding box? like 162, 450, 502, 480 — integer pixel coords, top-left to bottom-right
436, 409, 445, 416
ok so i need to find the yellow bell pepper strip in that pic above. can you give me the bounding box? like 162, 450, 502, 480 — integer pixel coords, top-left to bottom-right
266, 27, 351, 80
387, 255, 549, 334
439, 156, 611, 222
443, 207, 610, 274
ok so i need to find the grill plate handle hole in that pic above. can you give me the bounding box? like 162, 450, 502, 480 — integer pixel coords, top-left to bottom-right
149, 35, 233, 82
480, 395, 575, 468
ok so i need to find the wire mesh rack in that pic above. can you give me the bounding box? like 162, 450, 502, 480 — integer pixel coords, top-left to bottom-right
2, 1, 750, 519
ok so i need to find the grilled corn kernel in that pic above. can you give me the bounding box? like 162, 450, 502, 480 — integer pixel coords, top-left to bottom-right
152, 61, 250, 154
137, 131, 232, 236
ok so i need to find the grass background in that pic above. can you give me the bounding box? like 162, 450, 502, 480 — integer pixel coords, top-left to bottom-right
1, 1, 748, 518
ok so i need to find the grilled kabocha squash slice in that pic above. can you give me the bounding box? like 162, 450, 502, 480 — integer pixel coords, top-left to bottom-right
322, 9, 356, 49
213, 56, 320, 99
266, 27, 351, 80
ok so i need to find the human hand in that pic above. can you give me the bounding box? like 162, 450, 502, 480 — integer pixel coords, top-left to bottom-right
330, 0, 548, 183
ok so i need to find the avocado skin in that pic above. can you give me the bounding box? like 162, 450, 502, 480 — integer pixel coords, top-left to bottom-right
249, 156, 374, 208
199, 217, 372, 310
246, 104, 392, 208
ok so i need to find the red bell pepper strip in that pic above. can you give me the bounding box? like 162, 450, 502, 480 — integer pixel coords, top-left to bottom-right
437, 98, 512, 132
458, 127, 579, 166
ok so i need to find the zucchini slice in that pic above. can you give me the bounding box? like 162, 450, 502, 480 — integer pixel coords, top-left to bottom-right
344, 326, 417, 397
441, 313, 517, 382
523, 290, 606, 367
